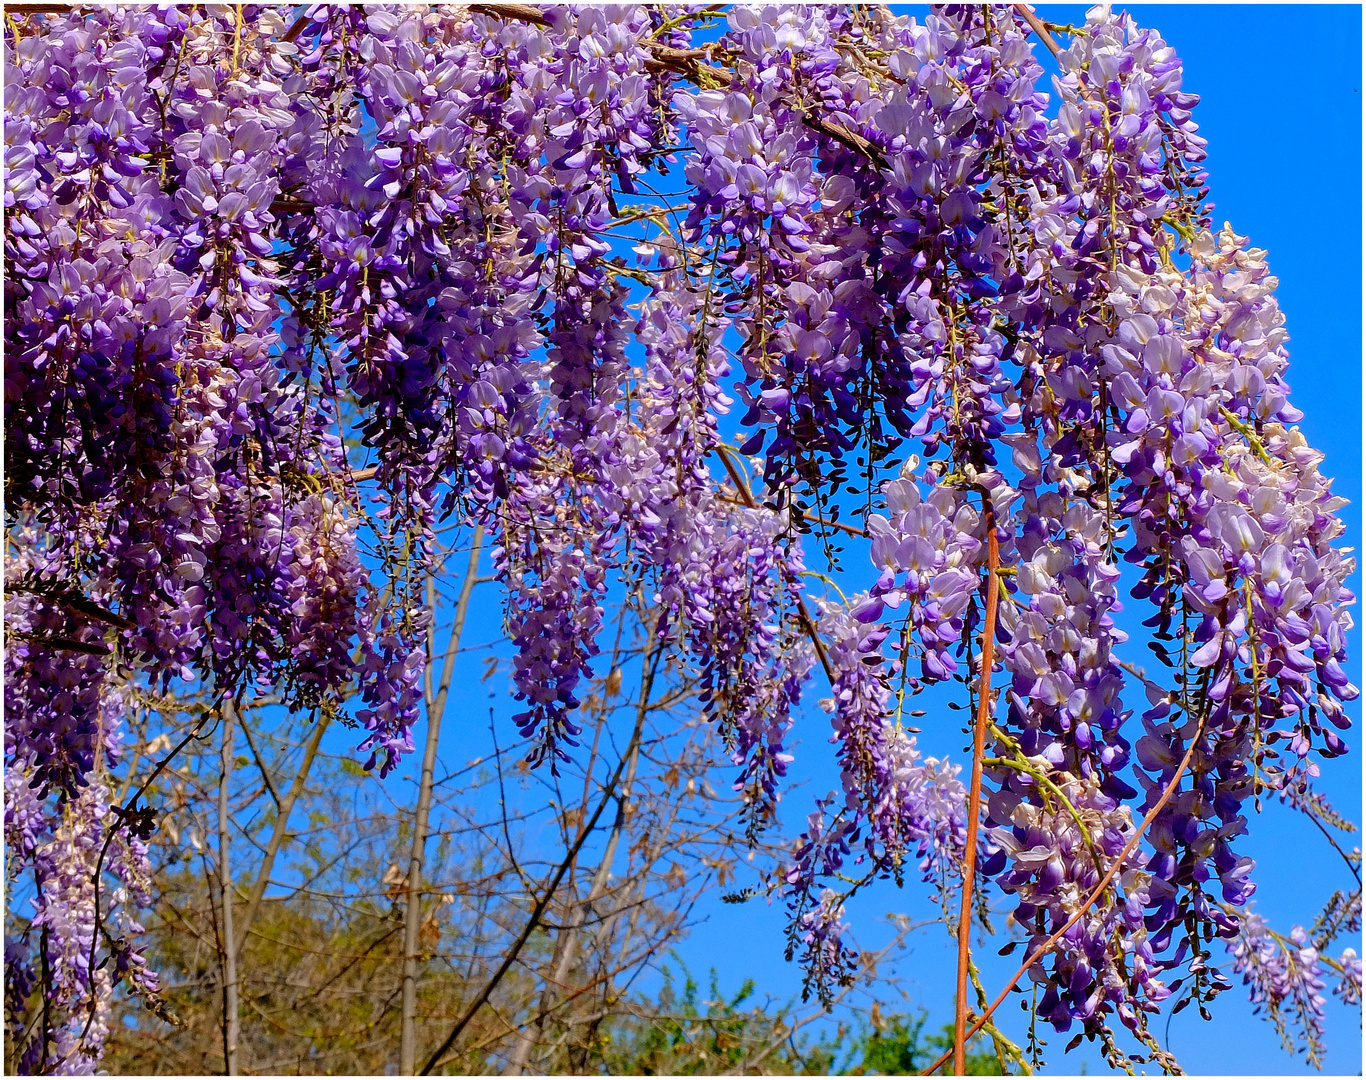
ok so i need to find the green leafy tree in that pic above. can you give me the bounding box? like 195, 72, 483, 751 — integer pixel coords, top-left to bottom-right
600, 956, 1010, 1076
852, 1012, 1006, 1076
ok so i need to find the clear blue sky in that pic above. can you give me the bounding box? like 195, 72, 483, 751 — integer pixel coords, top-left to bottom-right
366, 6, 1363, 1073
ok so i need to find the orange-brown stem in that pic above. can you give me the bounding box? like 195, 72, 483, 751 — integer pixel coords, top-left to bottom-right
953, 494, 1000, 1074
1013, 3, 1063, 58
925, 713, 1207, 1076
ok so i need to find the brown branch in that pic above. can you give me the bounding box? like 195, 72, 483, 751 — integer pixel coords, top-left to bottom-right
793, 503, 869, 539
467, 3, 550, 28
923, 711, 1209, 1076
802, 114, 886, 170
281, 13, 310, 42
1013, 4, 1062, 60
216, 707, 240, 1075
269, 197, 311, 216
13, 635, 109, 656
953, 492, 999, 1075
417, 653, 655, 1075
645, 43, 717, 81
649, 45, 708, 63
4, 580, 136, 631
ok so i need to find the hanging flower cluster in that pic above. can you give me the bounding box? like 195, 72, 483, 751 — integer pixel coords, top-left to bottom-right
1226, 907, 1363, 1067
4, 3, 1356, 1072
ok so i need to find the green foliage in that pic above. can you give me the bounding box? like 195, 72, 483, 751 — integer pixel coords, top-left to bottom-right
851, 1013, 1006, 1076
598, 957, 831, 1074
600, 955, 1009, 1076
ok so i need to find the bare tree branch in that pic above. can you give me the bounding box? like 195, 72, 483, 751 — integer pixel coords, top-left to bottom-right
232, 713, 331, 957
218, 706, 240, 1075
401, 527, 485, 1074
418, 639, 662, 1075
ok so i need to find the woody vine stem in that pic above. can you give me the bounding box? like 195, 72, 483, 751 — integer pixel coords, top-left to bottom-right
954, 489, 1000, 1075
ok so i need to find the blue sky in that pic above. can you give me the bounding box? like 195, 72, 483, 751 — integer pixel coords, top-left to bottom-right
329, 5, 1363, 1073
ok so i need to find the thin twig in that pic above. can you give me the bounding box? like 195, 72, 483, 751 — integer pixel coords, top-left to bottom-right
78, 698, 223, 1056
236, 714, 281, 813
501, 633, 656, 1075
428, 928, 692, 1072
233, 713, 332, 956
1296, 804, 1363, 885
418, 668, 654, 1075
718, 493, 871, 539
400, 527, 485, 1074
730, 922, 928, 1074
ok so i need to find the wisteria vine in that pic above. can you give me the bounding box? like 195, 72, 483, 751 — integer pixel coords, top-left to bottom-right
3, 3, 1358, 1074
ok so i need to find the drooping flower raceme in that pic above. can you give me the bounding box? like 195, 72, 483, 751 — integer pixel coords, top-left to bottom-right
783, 595, 968, 999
